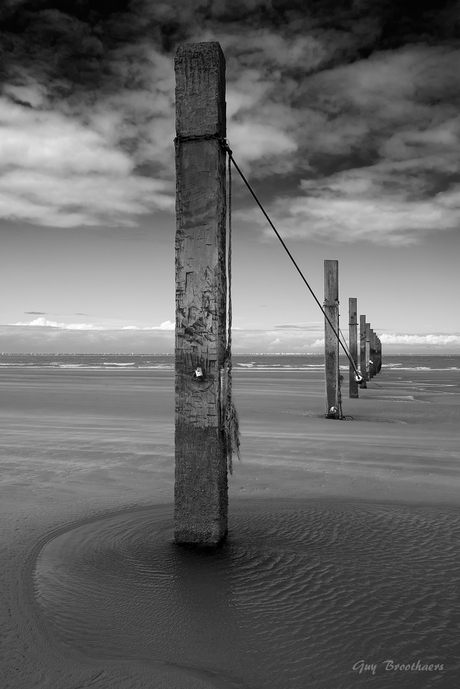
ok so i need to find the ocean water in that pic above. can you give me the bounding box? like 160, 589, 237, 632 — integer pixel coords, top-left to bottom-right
1, 352, 459, 373
1, 354, 459, 688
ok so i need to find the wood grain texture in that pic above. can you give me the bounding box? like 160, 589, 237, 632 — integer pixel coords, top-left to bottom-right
365, 322, 371, 383
174, 42, 228, 545
324, 260, 340, 418
370, 330, 377, 378
359, 314, 367, 388
348, 297, 359, 398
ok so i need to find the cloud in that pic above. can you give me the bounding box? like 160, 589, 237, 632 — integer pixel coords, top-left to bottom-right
24, 311, 46, 315
14, 317, 103, 330
229, 121, 297, 167
0, 92, 174, 228
14, 317, 177, 332
380, 333, 460, 346
0, 166, 173, 228
311, 338, 325, 348
236, 44, 460, 245
2, 321, 459, 354
0, 4, 178, 228
231, 327, 325, 352
157, 320, 175, 330
1, 1, 459, 243
0, 96, 131, 174
232, 328, 460, 352
122, 320, 175, 331
0, 324, 175, 354
250, 190, 460, 246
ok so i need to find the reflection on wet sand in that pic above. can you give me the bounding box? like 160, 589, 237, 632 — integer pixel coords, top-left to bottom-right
35, 499, 460, 688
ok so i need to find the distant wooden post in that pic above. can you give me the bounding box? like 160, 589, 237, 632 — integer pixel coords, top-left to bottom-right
374, 335, 381, 374
324, 260, 340, 418
369, 329, 375, 378
365, 322, 371, 383
174, 42, 228, 546
377, 337, 382, 372
349, 297, 359, 398
372, 331, 378, 377
359, 314, 367, 388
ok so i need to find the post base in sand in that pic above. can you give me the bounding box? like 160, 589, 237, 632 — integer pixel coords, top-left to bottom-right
174, 528, 228, 548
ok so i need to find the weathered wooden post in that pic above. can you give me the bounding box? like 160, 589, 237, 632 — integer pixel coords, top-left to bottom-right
359, 314, 367, 388
174, 42, 228, 546
369, 329, 375, 378
324, 260, 340, 418
372, 331, 378, 377
365, 322, 371, 383
377, 337, 382, 372
349, 297, 359, 398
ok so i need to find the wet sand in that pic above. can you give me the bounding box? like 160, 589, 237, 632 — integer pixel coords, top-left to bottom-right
1, 366, 460, 688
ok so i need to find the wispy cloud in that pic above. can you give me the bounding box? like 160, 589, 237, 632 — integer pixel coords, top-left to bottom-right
14, 317, 104, 330
0, 91, 174, 228
13, 317, 176, 331
0, 324, 174, 354
232, 329, 460, 352
380, 333, 460, 346
232, 327, 324, 352
1, 321, 459, 354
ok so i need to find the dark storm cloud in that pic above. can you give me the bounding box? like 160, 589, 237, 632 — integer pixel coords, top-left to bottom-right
1, 0, 460, 242
3, 0, 458, 106
0, 0, 176, 227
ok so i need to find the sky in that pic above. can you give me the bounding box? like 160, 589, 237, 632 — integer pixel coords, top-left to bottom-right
1, 0, 460, 355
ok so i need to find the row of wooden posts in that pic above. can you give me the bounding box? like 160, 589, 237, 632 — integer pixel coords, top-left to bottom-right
173, 41, 383, 546
324, 259, 383, 419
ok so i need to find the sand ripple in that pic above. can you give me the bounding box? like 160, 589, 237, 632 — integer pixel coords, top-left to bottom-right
34, 499, 460, 688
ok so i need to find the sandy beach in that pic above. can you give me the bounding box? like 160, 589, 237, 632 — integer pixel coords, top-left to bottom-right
1, 361, 460, 688
2, 2, 460, 686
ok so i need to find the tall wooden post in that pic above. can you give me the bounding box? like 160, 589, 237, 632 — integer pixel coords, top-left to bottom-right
365, 322, 371, 383
359, 314, 367, 388
174, 42, 228, 546
324, 260, 340, 418
349, 297, 359, 398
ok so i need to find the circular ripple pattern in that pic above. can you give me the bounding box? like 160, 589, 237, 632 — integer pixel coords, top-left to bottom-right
34, 499, 460, 689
